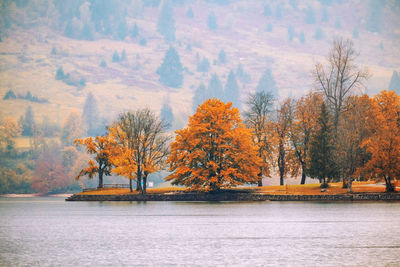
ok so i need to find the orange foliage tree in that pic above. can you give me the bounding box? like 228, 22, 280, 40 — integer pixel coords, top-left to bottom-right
166, 99, 261, 191
74, 136, 113, 188
356, 90, 400, 192
289, 92, 323, 184
108, 109, 170, 193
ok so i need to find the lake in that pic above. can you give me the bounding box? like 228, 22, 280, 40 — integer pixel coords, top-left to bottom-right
0, 197, 399, 266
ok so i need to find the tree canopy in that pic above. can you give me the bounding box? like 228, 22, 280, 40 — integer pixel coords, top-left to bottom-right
166, 99, 261, 191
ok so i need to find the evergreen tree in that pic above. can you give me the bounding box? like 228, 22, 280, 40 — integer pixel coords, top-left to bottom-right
288, 25, 295, 41
121, 49, 127, 61
3, 89, 16, 100
139, 38, 147, 46
197, 57, 210, 72
256, 68, 278, 99
224, 70, 240, 109
112, 51, 120, 62
366, 0, 384, 33
267, 23, 273, 32
160, 100, 174, 130
82, 92, 99, 136
157, 47, 183, 88
335, 17, 341, 29
322, 6, 328, 22
207, 12, 218, 30
80, 23, 94, 41
131, 22, 139, 38
352, 27, 359, 39
389, 71, 400, 94
207, 73, 224, 100
56, 67, 65, 80
305, 5, 316, 24
307, 103, 336, 187
263, 4, 272, 16
192, 83, 207, 112
116, 18, 128, 40
218, 49, 227, 64
157, 0, 176, 41
186, 6, 194, 18
20, 106, 35, 136
299, 31, 305, 43
100, 60, 107, 67
314, 27, 324, 40
275, 4, 283, 19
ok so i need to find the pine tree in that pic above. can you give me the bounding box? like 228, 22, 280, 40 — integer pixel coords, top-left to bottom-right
20, 106, 35, 136
299, 31, 305, 43
305, 5, 316, 24
186, 6, 194, 18
207, 73, 224, 100
288, 25, 295, 41
218, 49, 227, 64
197, 57, 210, 72
56, 67, 66, 80
366, 0, 384, 33
82, 92, 99, 136
80, 23, 94, 41
224, 71, 240, 109
192, 83, 207, 112
160, 100, 174, 130
307, 103, 336, 187
121, 49, 127, 61
207, 12, 218, 30
3, 89, 16, 100
314, 27, 324, 40
389, 71, 400, 94
116, 18, 128, 40
112, 51, 120, 62
157, 0, 176, 41
256, 68, 278, 99
263, 4, 272, 16
131, 22, 139, 38
322, 6, 328, 22
157, 47, 183, 88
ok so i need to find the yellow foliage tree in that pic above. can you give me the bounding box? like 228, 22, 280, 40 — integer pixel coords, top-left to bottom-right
74, 136, 113, 188
0, 117, 21, 153
356, 90, 400, 192
166, 99, 261, 191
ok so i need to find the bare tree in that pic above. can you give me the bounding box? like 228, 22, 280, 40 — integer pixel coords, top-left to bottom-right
273, 98, 294, 186
244, 91, 275, 186
109, 109, 170, 193
314, 37, 369, 132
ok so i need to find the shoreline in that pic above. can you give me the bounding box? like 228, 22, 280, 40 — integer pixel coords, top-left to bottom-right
65, 192, 400, 202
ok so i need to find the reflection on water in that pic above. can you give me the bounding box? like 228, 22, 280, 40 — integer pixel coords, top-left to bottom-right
1, 198, 400, 266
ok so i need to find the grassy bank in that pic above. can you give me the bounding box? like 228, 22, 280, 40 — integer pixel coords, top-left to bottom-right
78, 182, 397, 196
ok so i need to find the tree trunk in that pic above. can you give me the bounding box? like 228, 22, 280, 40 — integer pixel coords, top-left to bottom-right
129, 179, 133, 192
280, 172, 284, 186
257, 168, 263, 187
342, 178, 348, 189
98, 171, 103, 188
385, 176, 395, 192
300, 164, 306, 185
347, 177, 353, 193
142, 171, 148, 194
136, 167, 142, 193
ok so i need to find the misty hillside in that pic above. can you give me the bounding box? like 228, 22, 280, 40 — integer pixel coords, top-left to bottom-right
0, 0, 399, 129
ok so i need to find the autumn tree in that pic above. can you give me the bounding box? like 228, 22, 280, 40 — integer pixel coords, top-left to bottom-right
314, 38, 369, 133
356, 90, 400, 192
244, 91, 275, 186
336, 95, 371, 192
273, 98, 294, 186
307, 103, 336, 187
109, 109, 170, 193
289, 92, 323, 184
166, 99, 261, 191
31, 143, 70, 194
74, 136, 113, 188
0, 117, 21, 154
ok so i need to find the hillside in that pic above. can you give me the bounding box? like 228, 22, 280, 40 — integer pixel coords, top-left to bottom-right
0, 0, 399, 129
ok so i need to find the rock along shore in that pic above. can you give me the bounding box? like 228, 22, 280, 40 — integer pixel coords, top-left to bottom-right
66, 192, 400, 202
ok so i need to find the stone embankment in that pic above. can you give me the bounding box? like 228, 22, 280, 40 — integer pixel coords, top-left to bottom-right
66, 192, 400, 202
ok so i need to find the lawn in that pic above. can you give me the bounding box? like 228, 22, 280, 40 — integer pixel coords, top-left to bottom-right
79, 181, 398, 195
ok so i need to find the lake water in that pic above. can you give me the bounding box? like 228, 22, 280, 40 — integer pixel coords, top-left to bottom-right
1, 197, 400, 266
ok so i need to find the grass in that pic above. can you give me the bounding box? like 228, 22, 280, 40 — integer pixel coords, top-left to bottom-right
79, 181, 396, 195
